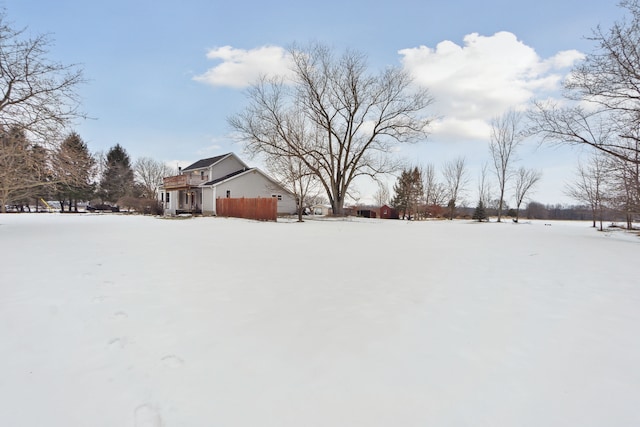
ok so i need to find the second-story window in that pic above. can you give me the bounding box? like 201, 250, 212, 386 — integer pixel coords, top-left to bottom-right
200, 171, 204, 180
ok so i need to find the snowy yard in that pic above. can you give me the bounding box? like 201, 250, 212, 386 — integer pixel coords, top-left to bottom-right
1, 213, 639, 427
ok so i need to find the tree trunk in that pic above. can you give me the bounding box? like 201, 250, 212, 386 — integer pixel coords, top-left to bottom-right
331, 195, 346, 216
598, 207, 604, 231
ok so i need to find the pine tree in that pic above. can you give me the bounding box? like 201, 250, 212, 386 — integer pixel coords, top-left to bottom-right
56, 132, 95, 211
391, 167, 424, 219
472, 199, 488, 222
99, 144, 134, 204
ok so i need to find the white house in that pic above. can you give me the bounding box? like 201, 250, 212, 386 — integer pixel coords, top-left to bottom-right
159, 153, 297, 216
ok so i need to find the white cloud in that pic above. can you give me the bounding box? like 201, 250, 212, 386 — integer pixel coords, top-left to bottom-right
430, 117, 492, 142
399, 31, 585, 138
193, 45, 294, 88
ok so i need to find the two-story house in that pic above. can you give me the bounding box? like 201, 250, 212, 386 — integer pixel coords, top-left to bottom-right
159, 153, 296, 216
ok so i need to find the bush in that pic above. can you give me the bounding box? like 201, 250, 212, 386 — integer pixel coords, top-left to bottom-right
116, 197, 163, 215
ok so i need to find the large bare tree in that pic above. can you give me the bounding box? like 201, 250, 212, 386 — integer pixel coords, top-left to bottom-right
0, 11, 85, 211
489, 109, 523, 222
0, 13, 84, 141
529, 1, 640, 166
229, 43, 433, 215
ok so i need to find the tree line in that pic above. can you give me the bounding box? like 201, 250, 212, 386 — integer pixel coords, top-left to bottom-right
387, 110, 541, 222
3, 2, 640, 226
0, 127, 173, 213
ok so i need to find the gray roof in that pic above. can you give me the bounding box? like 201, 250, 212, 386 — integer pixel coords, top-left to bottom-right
182, 154, 229, 171
203, 168, 252, 186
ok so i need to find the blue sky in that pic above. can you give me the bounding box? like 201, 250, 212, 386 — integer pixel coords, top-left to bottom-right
3, 0, 625, 205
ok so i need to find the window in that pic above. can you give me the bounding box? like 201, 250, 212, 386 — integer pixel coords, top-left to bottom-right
226, 190, 231, 198
200, 171, 204, 180
166, 192, 170, 203
161, 193, 164, 202
272, 194, 282, 201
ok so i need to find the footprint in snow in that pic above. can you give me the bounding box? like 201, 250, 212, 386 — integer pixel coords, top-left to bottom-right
134, 404, 162, 427
161, 354, 184, 368
107, 337, 128, 350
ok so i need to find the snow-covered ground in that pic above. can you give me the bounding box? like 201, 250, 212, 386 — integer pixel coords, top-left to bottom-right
1, 213, 639, 427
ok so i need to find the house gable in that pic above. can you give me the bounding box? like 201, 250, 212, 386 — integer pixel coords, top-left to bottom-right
182, 154, 229, 172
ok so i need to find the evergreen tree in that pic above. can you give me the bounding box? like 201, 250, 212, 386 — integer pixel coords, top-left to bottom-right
55, 132, 95, 211
99, 144, 134, 204
392, 167, 424, 219
472, 199, 488, 222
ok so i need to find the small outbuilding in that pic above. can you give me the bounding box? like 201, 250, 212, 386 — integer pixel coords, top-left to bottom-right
379, 204, 399, 219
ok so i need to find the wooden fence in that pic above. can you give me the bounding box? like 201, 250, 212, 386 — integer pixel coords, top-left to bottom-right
216, 197, 277, 221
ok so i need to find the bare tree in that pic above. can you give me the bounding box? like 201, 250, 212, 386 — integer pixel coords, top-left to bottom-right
0, 11, 85, 211
0, 126, 51, 212
477, 162, 493, 209
442, 157, 469, 220
229, 43, 433, 215
565, 153, 609, 229
423, 163, 447, 208
489, 109, 523, 222
373, 181, 390, 206
513, 167, 542, 223
529, 1, 640, 166
608, 151, 640, 229
134, 157, 176, 199
266, 154, 320, 222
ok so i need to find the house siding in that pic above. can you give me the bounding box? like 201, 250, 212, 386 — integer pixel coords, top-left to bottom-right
207, 156, 245, 181
211, 170, 296, 215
